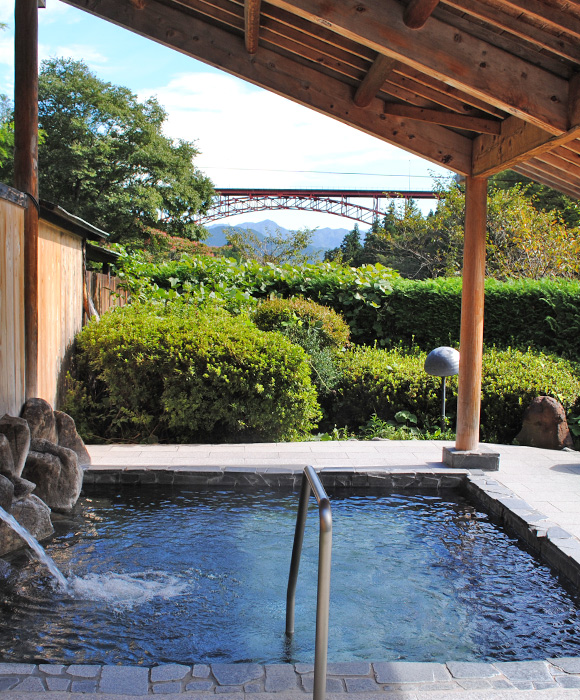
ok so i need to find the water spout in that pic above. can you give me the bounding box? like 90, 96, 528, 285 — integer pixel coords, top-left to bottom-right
0, 505, 68, 590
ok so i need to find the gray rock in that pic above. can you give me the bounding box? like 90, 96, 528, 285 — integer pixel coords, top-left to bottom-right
54, 411, 91, 467
10, 495, 53, 542
23, 440, 82, 513
0, 474, 14, 512
20, 398, 57, 443
0, 415, 30, 476
9, 476, 36, 499
0, 435, 15, 477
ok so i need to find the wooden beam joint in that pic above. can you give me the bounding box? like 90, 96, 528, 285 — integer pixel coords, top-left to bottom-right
384, 103, 501, 134
245, 0, 261, 54
403, 0, 440, 29
353, 53, 396, 108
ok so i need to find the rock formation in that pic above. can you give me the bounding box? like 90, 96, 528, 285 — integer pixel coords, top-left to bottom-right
0, 400, 89, 556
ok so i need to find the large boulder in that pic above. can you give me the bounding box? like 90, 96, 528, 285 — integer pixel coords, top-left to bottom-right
54, 411, 91, 467
0, 415, 31, 477
515, 396, 574, 450
0, 495, 53, 556
0, 474, 14, 512
22, 439, 82, 513
20, 398, 58, 443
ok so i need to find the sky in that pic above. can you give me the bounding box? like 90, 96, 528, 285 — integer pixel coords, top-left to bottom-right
0, 0, 452, 232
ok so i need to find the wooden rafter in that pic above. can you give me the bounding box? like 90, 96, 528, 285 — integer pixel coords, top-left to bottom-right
473, 116, 580, 177
353, 54, 396, 107
383, 103, 501, 134
443, 0, 580, 63
244, 0, 261, 53
493, 0, 580, 41
267, 0, 569, 133
61, 0, 472, 173
403, 0, 440, 29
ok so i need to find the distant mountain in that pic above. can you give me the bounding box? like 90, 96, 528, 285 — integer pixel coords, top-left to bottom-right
205, 219, 352, 259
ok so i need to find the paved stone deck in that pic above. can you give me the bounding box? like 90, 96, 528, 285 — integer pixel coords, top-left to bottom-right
3, 440, 580, 698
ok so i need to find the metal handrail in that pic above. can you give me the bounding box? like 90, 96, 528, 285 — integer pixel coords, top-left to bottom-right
286, 465, 332, 700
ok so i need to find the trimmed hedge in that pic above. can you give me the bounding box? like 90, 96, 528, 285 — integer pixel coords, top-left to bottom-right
376, 278, 580, 357
329, 345, 580, 444
118, 253, 580, 356
64, 303, 321, 443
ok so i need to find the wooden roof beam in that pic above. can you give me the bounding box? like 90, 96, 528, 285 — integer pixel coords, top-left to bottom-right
513, 164, 580, 200
353, 53, 396, 107
494, 0, 580, 42
61, 0, 472, 174
383, 103, 501, 134
444, 0, 580, 63
403, 0, 440, 29
245, 0, 261, 54
267, 0, 568, 134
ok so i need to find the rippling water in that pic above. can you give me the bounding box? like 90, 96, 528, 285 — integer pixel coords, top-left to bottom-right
0, 486, 579, 665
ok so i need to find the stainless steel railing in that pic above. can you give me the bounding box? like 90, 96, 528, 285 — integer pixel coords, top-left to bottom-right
286, 465, 332, 700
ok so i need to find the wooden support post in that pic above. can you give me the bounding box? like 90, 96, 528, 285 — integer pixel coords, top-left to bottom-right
455, 176, 487, 451
14, 0, 39, 400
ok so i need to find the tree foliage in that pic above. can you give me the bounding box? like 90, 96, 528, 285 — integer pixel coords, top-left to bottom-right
330, 180, 580, 280
0, 58, 214, 242
225, 225, 315, 264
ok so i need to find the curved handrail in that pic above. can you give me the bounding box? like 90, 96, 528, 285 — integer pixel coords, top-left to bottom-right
286, 465, 332, 700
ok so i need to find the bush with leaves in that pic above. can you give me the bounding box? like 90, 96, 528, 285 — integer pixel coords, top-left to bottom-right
64, 302, 321, 443
253, 297, 350, 418
327, 345, 580, 444
253, 297, 350, 349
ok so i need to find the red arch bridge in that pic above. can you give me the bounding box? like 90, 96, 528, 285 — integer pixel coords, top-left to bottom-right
198, 188, 436, 226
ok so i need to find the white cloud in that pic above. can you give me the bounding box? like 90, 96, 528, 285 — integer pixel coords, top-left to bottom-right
41, 44, 108, 68
139, 70, 448, 192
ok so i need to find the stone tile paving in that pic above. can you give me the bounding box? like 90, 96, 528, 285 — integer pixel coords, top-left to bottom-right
2, 660, 580, 694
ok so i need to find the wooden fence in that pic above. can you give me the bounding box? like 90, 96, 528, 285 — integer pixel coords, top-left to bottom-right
1, 187, 128, 416
0, 191, 26, 417
85, 271, 128, 320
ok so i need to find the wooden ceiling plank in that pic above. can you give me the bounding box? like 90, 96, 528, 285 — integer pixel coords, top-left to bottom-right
61, 0, 472, 173
443, 0, 580, 63
435, 4, 572, 80
473, 115, 580, 176
553, 144, 580, 166
518, 157, 580, 195
262, 2, 375, 61
383, 102, 501, 133
261, 13, 370, 72
404, 0, 440, 29
245, 0, 262, 53
354, 54, 397, 107
268, 0, 568, 133
381, 77, 460, 111
493, 0, 580, 41
534, 151, 580, 178
513, 164, 580, 199
259, 29, 364, 81
390, 68, 506, 117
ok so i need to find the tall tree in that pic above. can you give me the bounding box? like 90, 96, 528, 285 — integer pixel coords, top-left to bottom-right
0, 58, 214, 242
225, 225, 315, 264
491, 170, 580, 228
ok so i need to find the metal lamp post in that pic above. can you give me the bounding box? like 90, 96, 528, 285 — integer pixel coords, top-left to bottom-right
424, 347, 460, 431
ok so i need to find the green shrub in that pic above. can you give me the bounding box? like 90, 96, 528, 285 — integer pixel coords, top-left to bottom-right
480, 347, 580, 443
64, 303, 321, 443
329, 346, 449, 431
327, 345, 580, 444
253, 297, 350, 348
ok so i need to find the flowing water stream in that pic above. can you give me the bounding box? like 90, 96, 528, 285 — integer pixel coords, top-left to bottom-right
0, 505, 68, 590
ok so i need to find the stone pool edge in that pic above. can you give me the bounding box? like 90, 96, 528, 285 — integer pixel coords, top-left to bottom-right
2, 465, 580, 695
